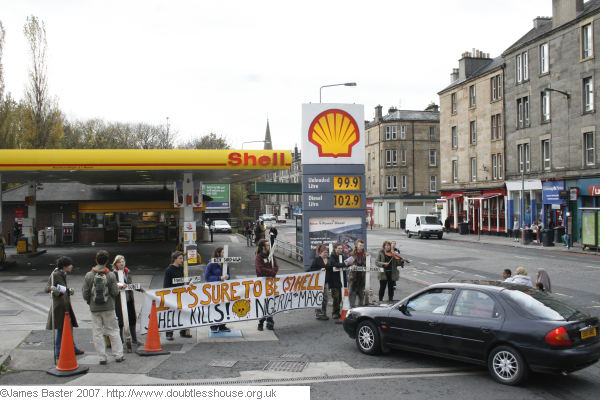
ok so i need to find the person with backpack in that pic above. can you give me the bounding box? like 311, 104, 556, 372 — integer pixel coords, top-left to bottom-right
82, 250, 125, 364
45, 256, 84, 359
163, 251, 193, 340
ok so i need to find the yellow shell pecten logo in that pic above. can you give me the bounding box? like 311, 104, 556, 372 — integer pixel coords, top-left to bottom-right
232, 299, 251, 317
308, 109, 360, 158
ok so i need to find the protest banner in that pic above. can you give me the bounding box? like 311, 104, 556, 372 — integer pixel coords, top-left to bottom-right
139, 271, 325, 332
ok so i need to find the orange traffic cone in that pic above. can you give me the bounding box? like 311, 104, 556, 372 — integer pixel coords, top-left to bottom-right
338, 287, 351, 323
137, 300, 170, 356
47, 312, 89, 376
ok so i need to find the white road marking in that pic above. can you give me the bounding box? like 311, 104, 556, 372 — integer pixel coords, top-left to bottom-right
420, 262, 429, 266
474, 274, 486, 279
584, 265, 600, 269
422, 270, 435, 275
433, 265, 444, 269
554, 293, 573, 298
453, 269, 462, 273
514, 256, 532, 260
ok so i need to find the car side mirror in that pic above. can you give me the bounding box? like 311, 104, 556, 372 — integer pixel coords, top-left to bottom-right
398, 303, 409, 315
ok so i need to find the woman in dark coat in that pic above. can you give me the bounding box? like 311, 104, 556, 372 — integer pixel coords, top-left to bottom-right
45, 256, 84, 358
112, 255, 138, 344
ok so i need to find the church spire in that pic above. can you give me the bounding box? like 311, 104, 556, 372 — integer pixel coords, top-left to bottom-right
263, 119, 272, 150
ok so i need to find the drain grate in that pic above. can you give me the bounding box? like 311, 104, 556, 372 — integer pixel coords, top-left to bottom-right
264, 360, 307, 372
209, 360, 238, 368
280, 353, 304, 359
0, 310, 22, 316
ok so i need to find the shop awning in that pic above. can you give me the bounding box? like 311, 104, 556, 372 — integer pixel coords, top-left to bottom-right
469, 193, 503, 201
442, 193, 463, 200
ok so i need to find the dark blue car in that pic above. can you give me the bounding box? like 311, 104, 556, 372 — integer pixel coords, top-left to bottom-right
343, 281, 600, 385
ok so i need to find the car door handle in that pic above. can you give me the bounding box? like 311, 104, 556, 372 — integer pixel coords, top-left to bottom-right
427, 321, 437, 327
480, 327, 490, 333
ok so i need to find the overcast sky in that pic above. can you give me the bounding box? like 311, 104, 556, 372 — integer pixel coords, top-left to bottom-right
1, 0, 553, 150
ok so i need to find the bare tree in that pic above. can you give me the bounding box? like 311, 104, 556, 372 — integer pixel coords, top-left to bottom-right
21, 15, 62, 148
179, 132, 231, 149
0, 20, 5, 100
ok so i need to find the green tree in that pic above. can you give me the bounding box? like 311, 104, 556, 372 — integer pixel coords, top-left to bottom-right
21, 15, 63, 148
179, 132, 230, 149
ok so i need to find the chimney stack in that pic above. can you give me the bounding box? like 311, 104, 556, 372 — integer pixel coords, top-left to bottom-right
375, 105, 383, 122
458, 49, 491, 81
450, 68, 459, 83
552, 0, 584, 28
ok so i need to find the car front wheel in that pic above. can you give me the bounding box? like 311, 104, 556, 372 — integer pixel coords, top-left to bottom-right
488, 345, 528, 385
356, 320, 381, 355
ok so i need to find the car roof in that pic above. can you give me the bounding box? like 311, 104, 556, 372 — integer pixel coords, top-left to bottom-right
426, 280, 532, 293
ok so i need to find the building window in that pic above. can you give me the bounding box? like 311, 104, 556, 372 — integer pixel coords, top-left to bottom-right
429, 126, 436, 141
429, 149, 437, 166
582, 23, 593, 59
541, 90, 550, 122
452, 126, 457, 148
491, 115, 497, 140
524, 143, 530, 172
451, 93, 457, 114
386, 175, 397, 191
469, 84, 476, 107
401, 149, 407, 166
452, 160, 458, 183
400, 125, 407, 139
584, 132, 595, 166
517, 96, 529, 128
470, 157, 477, 181
385, 125, 397, 140
401, 175, 407, 192
491, 74, 502, 101
540, 43, 549, 74
497, 153, 503, 179
518, 144, 524, 172
491, 113, 502, 140
385, 149, 397, 167
470, 121, 476, 145
492, 154, 497, 180
430, 176, 437, 192
516, 51, 528, 83
542, 139, 551, 170
583, 77, 594, 112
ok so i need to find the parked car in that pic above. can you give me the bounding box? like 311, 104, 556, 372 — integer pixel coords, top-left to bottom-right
343, 281, 600, 385
405, 214, 443, 239
260, 213, 276, 221
276, 215, 286, 223
212, 220, 232, 233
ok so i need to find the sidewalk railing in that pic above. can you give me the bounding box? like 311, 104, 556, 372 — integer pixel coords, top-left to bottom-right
274, 238, 303, 262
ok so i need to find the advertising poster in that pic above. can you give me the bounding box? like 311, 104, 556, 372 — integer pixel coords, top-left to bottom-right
308, 216, 362, 265
203, 183, 230, 208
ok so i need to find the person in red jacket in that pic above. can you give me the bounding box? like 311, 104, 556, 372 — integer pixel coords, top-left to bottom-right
255, 239, 279, 331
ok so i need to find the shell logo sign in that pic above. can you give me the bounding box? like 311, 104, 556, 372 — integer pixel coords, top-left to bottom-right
308, 109, 360, 158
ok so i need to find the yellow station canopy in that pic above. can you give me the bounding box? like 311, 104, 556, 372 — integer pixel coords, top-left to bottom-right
0, 149, 292, 184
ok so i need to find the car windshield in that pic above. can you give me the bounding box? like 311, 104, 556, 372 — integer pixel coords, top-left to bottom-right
423, 216, 441, 225
214, 221, 228, 225
503, 289, 587, 321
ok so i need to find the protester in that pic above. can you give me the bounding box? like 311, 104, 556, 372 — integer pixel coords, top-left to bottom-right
502, 268, 512, 281
348, 239, 368, 308
328, 242, 347, 321
204, 247, 231, 333
268, 225, 278, 248
376, 241, 402, 304
82, 250, 125, 364
111, 255, 138, 344
163, 251, 192, 340
310, 244, 330, 321
536, 268, 552, 292
46, 256, 84, 358
254, 220, 264, 245
255, 239, 278, 330
510, 266, 533, 287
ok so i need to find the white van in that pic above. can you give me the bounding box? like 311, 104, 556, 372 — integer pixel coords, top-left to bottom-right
405, 214, 444, 239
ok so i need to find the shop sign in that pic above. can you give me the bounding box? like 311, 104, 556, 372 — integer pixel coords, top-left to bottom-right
569, 187, 579, 201
542, 181, 565, 204
589, 185, 600, 196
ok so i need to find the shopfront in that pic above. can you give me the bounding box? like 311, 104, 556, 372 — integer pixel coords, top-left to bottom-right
541, 180, 567, 229
574, 178, 600, 244
466, 190, 507, 234
506, 179, 542, 229
440, 192, 464, 230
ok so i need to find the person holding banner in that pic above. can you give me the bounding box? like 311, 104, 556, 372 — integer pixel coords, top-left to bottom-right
376, 241, 402, 304
204, 247, 231, 333
111, 255, 138, 344
45, 256, 84, 358
310, 244, 331, 321
163, 251, 193, 340
328, 242, 347, 320
348, 239, 368, 308
255, 239, 279, 330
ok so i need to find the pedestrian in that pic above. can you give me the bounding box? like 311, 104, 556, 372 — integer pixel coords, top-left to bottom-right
510, 267, 533, 287
512, 217, 520, 242
376, 241, 402, 304
245, 222, 254, 247
536, 268, 552, 293
254, 220, 264, 245
204, 247, 231, 333
347, 239, 368, 308
46, 256, 84, 359
162, 251, 193, 340
268, 225, 278, 248
444, 217, 451, 232
310, 244, 330, 321
328, 242, 346, 321
255, 239, 278, 330
538, 218, 544, 243
82, 250, 125, 364
111, 255, 138, 344
502, 268, 512, 282
535, 282, 545, 291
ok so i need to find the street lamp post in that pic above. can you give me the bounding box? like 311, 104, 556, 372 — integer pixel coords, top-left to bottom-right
543, 87, 571, 248
319, 82, 357, 103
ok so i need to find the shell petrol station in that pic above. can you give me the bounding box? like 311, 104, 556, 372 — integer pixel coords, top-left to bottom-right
0, 149, 292, 259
